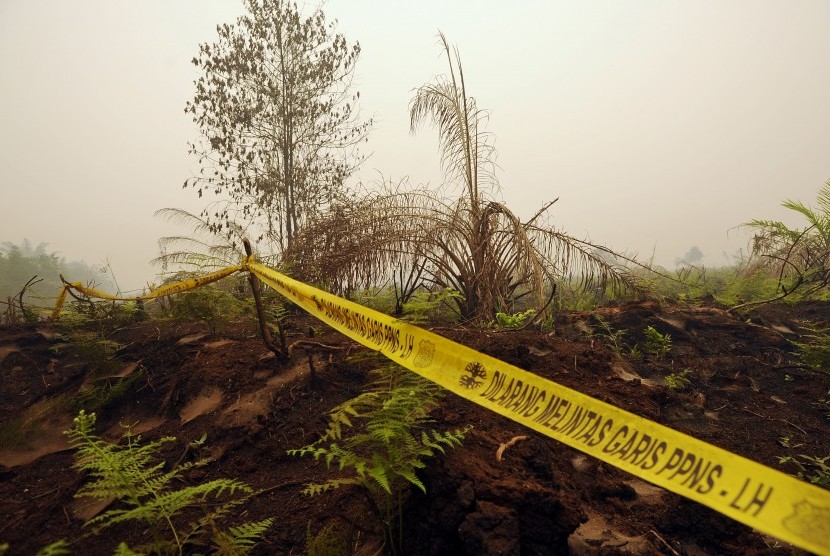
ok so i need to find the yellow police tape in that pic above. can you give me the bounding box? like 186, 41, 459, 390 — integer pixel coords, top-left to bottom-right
51, 265, 244, 320
246, 262, 830, 555
52, 259, 830, 554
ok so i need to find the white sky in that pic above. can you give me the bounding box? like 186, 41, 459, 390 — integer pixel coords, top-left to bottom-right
1, 1, 828, 292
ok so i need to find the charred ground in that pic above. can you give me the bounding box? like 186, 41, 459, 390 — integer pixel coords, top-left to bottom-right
1, 300, 829, 555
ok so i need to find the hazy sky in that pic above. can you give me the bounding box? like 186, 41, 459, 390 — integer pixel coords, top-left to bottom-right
1, 1, 828, 292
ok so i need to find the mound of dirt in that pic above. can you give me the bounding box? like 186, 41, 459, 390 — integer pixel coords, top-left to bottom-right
1, 300, 828, 554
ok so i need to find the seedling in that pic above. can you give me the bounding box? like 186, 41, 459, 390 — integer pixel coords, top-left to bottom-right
777, 452, 830, 490
665, 369, 692, 390
813, 391, 830, 420
592, 315, 626, 352
643, 326, 671, 358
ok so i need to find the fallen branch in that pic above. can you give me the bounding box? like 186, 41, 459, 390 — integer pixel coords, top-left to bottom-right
496, 435, 529, 462
649, 529, 680, 556
288, 339, 350, 355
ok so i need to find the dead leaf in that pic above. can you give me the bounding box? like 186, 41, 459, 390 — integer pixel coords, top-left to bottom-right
177, 333, 207, 345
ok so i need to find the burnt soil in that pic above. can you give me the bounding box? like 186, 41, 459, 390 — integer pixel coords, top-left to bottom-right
1, 300, 829, 555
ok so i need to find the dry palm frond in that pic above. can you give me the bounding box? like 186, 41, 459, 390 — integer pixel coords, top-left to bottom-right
287, 33, 653, 321
409, 31, 496, 206
153, 208, 245, 273
287, 181, 646, 321
741, 180, 830, 307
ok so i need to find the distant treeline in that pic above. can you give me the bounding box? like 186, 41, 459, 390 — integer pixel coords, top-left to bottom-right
0, 239, 115, 305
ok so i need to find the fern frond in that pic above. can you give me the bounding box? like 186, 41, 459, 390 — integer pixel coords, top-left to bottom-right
112, 542, 143, 556
68, 412, 178, 505
65, 410, 265, 553
420, 431, 443, 454
302, 478, 358, 496
35, 540, 71, 556
367, 462, 392, 494
395, 467, 426, 493
89, 479, 253, 529
288, 361, 471, 534
212, 518, 274, 556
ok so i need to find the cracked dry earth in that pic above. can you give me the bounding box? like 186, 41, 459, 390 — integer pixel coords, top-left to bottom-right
1, 299, 829, 554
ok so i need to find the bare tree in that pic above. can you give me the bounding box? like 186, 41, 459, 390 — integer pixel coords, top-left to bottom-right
185, 0, 371, 253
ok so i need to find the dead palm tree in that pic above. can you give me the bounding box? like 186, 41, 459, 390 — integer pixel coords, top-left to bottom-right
287, 34, 646, 321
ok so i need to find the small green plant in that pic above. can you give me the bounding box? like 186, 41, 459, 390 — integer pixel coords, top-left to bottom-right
35, 540, 71, 555
50, 317, 147, 416
352, 286, 398, 315
792, 324, 830, 376
52, 327, 123, 376
777, 451, 830, 490
778, 436, 802, 449
400, 288, 463, 324
643, 326, 671, 358
494, 308, 536, 329
53, 328, 122, 357
628, 344, 643, 361
288, 364, 469, 554
305, 521, 354, 556
65, 410, 272, 555
814, 390, 830, 420
74, 368, 144, 415
665, 368, 692, 390
591, 315, 626, 352
168, 282, 247, 333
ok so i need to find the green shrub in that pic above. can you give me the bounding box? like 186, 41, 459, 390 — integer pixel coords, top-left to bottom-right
400, 288, 463, 324
305, 521, 354, 556
169, 284, 246, 332
792, 324, 830, 376
494, 309, 536, 329
52, 330, 123, 376
715, 268, 782, 307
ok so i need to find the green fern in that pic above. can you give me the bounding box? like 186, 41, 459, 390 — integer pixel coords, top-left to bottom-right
400, 288, 463, 324
212, 518, 275, 556
289, 364, 469, 554
65, 411, 270, 555
793, 323, 830, 376
494, 308, 536, 329
34, 540, 71, 556
73, 369, 144, 414
290, 367, 468, 495
112, 543, 143, 556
